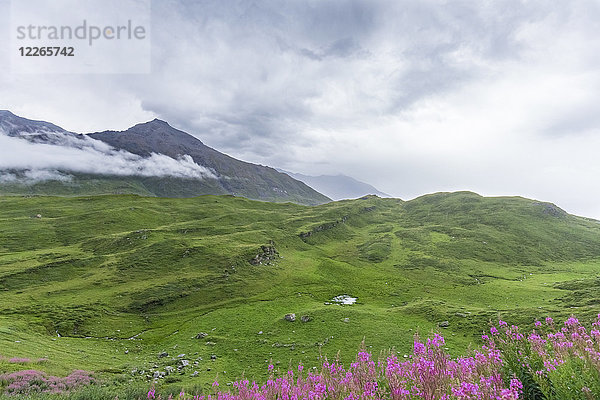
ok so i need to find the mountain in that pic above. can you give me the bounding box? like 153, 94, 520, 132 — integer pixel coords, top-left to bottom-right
0, 110, 66, 136
0, 111, 331, 205
282, 170, 391, 200
1, 192, 600, 390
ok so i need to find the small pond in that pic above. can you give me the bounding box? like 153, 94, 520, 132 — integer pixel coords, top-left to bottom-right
330, 295, 357, 305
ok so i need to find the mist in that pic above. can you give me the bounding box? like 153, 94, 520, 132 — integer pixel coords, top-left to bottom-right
0, 128, 217, 181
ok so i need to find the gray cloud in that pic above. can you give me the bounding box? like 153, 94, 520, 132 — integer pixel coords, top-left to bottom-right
1, 0, 600, 218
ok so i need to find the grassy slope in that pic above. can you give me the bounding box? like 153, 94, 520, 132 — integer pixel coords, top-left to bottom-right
1, 191, 600, 392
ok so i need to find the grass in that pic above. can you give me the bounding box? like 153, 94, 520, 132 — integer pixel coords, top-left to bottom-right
1, 191, 600, 397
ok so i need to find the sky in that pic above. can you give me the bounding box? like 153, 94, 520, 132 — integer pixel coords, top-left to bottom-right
1, 0, 600, 218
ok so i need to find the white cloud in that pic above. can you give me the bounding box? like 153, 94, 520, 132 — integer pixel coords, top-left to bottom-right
0, 129, 217, 180
0, 169, 73, 183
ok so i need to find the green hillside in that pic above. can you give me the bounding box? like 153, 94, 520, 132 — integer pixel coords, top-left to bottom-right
0, 172, 328, 206
1, 192, 600, 393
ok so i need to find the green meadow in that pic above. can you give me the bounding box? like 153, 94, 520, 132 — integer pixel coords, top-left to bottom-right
1, 192, 600, 395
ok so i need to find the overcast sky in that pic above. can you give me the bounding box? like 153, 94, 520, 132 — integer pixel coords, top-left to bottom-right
1, 0, 600, 218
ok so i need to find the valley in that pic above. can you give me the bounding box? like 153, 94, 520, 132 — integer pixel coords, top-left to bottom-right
1, 192, 600, 393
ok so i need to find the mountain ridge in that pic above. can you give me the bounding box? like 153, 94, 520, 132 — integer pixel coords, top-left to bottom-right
0, 109, 68, 136
0, 112, 331, 205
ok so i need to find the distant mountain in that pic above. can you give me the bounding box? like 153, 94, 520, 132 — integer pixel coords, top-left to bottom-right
0, 111, 331, 205
281, 170, 391, 200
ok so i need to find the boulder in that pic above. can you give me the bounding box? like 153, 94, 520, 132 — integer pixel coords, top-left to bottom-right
158, 352, 168, 358
195, 332, 208, 339
439, 321, 450, 328
300, 315, 311, 323
284, 313, 296, 322
250, 244, 279, 265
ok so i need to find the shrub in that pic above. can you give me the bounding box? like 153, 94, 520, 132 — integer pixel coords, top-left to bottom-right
0, 369, 94, 396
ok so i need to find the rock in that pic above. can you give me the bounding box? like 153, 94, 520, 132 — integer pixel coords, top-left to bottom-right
165, 366, 174, 373
195, 332, 208, 339
210, 354, 217, 360
34, 214, 42, 219
250, 244, 279, 265
180, 359, 189, 367
177, 354, 186, 358
439, 321, 450, 328
284, 313, 296, 322
300, 315, 311, 323
191, 371, 199, 377
534, 202, 567, 217
206, 341, 216, 346
158, 352, 168, 358
455, 312, 467, 318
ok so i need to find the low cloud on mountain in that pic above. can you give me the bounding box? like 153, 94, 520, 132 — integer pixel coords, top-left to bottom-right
0, 128, 217, 181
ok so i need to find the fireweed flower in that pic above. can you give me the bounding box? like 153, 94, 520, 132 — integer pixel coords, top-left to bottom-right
413, 340, 426, 355
565, 316, 580, 327
141, 316, 600, 400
